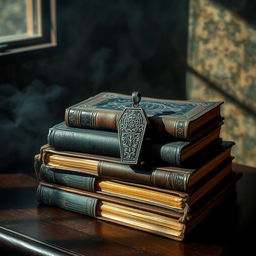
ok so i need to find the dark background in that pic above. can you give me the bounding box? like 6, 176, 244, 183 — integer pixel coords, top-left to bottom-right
0, 0, 188, 172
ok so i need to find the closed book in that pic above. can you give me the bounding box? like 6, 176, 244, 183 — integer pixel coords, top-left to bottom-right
37, 174, 238, 241
37, 141, 234, 192
64, 92, 223, 140
36, 160, 233, 213
48, 122, 221, 166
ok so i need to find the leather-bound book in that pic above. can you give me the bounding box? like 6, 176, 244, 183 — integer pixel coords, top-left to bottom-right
36, 159, 233, 213
47, 122, 222, 166
37, 141, 234, 192
36, 173, 238, 241
64, 92, 223, 140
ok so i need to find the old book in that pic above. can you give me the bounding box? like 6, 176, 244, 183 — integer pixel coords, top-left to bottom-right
37, 174, 237, 241
36, 160, 233, 212
48, 122, 221, 166
37, 141, 234, 192
64, 92, 223, 140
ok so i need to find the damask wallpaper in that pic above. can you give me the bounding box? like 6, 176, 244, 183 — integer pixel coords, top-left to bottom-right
187, 0, 256, 166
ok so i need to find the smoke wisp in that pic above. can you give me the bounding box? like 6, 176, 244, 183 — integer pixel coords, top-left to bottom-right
0, 80, 66, 172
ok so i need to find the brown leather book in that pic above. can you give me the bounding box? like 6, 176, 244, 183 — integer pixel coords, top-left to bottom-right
37, 141, 234, 192
35, 157, 233, 213
37, 173, 238, 241
64, 92, 223, 140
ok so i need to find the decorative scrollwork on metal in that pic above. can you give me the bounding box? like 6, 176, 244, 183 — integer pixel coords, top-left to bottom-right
118, 92, 148, 165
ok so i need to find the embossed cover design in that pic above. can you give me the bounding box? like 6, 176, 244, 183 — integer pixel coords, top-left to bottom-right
118, 108, 148, 164
65, 92, 222, 140
70, 92, 219, 119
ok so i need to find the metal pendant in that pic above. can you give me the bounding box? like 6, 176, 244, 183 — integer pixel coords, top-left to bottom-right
117, 92, 148, 165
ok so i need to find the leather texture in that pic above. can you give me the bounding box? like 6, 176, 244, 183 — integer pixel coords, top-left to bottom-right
39, 181, 184, 218
37, 184, 98, 218
37, 160, 233, 213
64, 92, 223, 140
48, 122, 221, 166
37, 159, 232, 213
98, 161, 190, 191
37, 174, 239, 241
40, 165, 96, 192
40, 141, 234, 192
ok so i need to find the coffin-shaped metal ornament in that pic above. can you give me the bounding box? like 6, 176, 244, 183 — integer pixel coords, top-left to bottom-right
117, 92, 148, 165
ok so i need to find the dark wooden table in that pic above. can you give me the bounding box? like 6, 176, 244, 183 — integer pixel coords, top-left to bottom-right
0, 163, 255, 256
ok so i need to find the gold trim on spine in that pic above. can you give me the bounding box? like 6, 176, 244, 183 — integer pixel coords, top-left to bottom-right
77, 110, 82, 127
97, 161, 102, 176
174, 120, 178, 138
92, 111, 97, 128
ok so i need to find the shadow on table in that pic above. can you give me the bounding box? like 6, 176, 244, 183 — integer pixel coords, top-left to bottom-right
0, 186, 37, 210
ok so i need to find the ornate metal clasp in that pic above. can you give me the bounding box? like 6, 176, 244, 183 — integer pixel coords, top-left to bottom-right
117, 92, 148, 165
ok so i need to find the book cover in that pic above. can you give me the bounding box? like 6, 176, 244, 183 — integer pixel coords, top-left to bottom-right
37, 174, 238, 241
36, 161, 233, 213
64, 92, 223, 140
38, 141, 234, 192
48, 122, 221, 166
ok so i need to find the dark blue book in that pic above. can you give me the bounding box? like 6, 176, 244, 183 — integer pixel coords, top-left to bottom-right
48, 122, 221, 166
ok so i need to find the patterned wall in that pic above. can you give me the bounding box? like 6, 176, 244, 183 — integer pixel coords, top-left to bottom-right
187, 0, 256, 167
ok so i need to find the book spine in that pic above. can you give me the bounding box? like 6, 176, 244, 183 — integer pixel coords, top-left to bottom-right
36, 183, 185, 241
48, 127, 187, 166
175, 120, 187, 140
152, 171, 190, 192
65, 108, 118, 130
98, 161, 191, 191
37, 158, 191, 192
146, 141, 186, 166
48, 127, 121, 157
39, 165, 96, 192
65, 108, 188, 139
37, 184, 98, 217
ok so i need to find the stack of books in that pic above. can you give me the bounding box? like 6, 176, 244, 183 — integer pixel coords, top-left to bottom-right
34, 92, 238, 241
